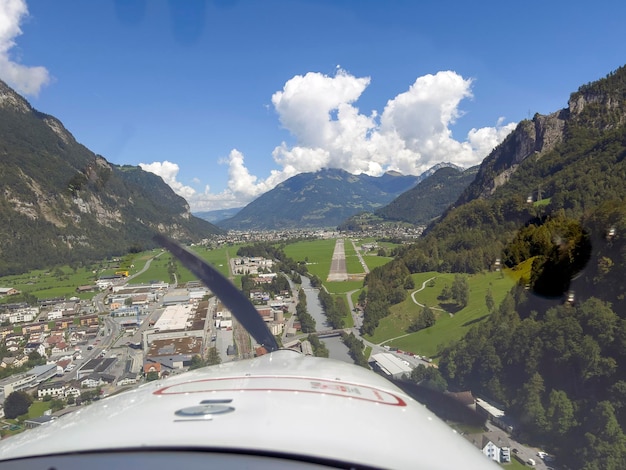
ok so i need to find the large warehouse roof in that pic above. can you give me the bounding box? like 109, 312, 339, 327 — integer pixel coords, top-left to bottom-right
153, 304, 193, 331
370, 353, 412, 377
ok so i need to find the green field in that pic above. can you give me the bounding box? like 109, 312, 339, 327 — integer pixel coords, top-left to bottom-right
0, 237, 380, 304
0, 243, 246, 303
361, 254, 394, 271
28, 401, 52, 418
113, 250, 172, 285
0, 264, 101, 301
283, 237, 394, 284
283, 238, 337, 280
500, 458, 528, 469
365, 270, 516, 359
191, 245, 239, 279
123, 245, 243, 286
325, 280, 363, 294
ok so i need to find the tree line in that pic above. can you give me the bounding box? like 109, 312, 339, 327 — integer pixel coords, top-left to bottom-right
438, 288, 626, 469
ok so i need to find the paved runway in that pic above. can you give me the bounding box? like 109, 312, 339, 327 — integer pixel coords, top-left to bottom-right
327, 238, 348, 281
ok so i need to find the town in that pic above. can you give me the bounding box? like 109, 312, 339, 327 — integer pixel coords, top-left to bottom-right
0, 249, 303, 429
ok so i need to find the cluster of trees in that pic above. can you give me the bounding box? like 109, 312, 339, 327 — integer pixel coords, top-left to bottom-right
438, 275, 470, 309
40, 395, 66, 412
167, 258, 180, 285
4, 391, 33, 419
341, 332, 368, 368
406, 364, 448, 392
236, 241, 309, 277
317, 289, 346, 329
407, 305, 436, 333
296, 288, 315, 333
309, 274, 323, 288
4, 388, 79, 421
241, 273, 290, 299
189, 348, 222, 370
361, 260, 412, 335
307, 334, 329, 358
439, 290, 626, 469
237, 243, 284, 261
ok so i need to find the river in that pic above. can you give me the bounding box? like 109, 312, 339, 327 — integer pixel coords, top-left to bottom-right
299, 276, 353, 364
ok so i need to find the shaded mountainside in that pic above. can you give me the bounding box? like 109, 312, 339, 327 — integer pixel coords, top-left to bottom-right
366, 66, 626, 469
0, 80, 222, 275
217, 168, 420, 230
375, 165, 479, 225
194, 207, 242, 224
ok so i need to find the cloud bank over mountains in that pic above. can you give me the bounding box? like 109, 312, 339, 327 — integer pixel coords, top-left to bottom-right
144, 69, 516, 211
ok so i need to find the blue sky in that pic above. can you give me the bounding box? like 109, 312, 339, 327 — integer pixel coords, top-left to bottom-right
2, 0, 626, 212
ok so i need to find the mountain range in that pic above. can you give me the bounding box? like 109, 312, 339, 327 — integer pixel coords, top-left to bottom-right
0, 80, 221, 276
215, 163, 468, 231
217, 168, 422, 230
194, 207, 242, 224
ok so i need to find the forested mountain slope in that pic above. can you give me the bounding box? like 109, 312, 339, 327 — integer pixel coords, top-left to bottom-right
375, 166, 479, 225
365, 65, 626, 469
0, 80, 222, 275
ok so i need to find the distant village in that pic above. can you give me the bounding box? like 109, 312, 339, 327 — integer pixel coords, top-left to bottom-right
199, 224, 424, 250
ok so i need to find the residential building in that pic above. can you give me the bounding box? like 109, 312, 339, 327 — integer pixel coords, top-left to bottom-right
0, 287, 19, 297
37, 382, 66, 399
118, 373, 138, 386
24, 415, 55, 429
478, 434, 511, 463
24, 342, 46, 358
143, 361, 162, 378
64, 384, 81, 398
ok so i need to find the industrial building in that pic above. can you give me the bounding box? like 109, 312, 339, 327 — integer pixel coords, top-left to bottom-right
369, 353, 412, 379
153, 304, 193, 331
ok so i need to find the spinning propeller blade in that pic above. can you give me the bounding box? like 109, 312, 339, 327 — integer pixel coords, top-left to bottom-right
153, 234, 279, 352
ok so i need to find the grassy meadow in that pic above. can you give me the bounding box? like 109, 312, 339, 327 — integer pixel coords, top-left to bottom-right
0, 265, 103, 301
364, 270, 517, 359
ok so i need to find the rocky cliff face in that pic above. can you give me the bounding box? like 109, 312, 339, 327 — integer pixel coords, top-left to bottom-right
458, 69, 626, 205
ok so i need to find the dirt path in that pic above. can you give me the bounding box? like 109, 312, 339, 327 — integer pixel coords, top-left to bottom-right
410, 277, 445, 312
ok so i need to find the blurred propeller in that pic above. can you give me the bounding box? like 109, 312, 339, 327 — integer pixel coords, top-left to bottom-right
153, 234, 279, 352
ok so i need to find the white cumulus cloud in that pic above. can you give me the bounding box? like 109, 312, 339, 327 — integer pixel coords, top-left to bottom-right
0, 0, 50, 96
139, 161, 196, 201
167, 69, 516, 211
